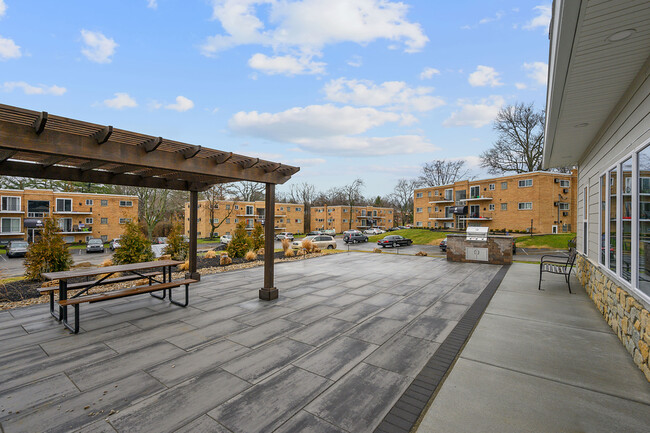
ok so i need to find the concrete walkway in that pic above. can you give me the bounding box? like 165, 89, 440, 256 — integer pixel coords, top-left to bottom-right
417, 263, 650, 432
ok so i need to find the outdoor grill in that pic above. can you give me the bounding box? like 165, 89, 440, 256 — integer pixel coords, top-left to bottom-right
466, 226, 488, 242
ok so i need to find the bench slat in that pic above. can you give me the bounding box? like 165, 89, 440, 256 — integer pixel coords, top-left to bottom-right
58, 279, 197, 306
40, 271, 163, 293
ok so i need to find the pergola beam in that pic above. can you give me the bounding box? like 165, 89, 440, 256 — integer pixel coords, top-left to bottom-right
0, 121, 293, 184
139, 137, 163, 153
237, 157, 260, 169
79, 160, 108, 171
0, 149, 17, 163
33, 111, 48, 135
91, 125, 113, 144
41, 155, 67, 168
210, 152, 233, 164
182, 145, 201, 159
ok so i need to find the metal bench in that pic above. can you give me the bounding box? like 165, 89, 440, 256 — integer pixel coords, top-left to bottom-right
538, 247, 577, 293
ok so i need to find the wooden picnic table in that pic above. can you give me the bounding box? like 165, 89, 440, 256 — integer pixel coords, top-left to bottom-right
42, 260, 190, 333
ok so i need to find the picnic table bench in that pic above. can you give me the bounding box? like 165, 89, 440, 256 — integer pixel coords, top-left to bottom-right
42, 260, 197, 333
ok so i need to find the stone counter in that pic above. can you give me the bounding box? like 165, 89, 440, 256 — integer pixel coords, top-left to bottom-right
446, 234, 514, 265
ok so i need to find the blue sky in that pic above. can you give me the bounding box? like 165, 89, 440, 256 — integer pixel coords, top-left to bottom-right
0, 0, 551, 197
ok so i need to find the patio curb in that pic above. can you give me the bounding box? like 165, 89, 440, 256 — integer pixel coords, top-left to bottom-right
374, 264, 510, 433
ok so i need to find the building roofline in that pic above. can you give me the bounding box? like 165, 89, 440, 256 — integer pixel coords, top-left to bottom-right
413, 170, 574, 192
0, 188, 138, 199
311, 205, 394, 210
192, 199, 305, 206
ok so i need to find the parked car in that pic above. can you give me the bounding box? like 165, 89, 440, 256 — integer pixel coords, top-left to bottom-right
343, 230, 362, 236
154, 237, 168, 244
439, 237, 447, 252
109, 238, 121, 251
220, 234, 232, 244
321, 229, 336, 237
344, 232, 368, 244
377, 235, 413, 248
387, 227, 399, 232
307, 231, 322, 236
86, 238, 105, 253
6, 240, 28, 258
291, 235, 337, 250
398, 226, 409, 230
275, 232, 294, 241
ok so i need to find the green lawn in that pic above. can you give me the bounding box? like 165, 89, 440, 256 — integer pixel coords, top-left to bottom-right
368, 229, 451, 245
514, 233, 575, 249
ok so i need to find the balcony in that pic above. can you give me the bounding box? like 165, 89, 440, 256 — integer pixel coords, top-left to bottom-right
0, 210, 25, 214
429, 215, 454, 220
429, 198, 454, 204
54, 210, 93, 215
464, 197, 493, 202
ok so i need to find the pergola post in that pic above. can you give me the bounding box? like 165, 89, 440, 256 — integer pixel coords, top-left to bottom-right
259, 182, 277, 300
187, 190, 200, 281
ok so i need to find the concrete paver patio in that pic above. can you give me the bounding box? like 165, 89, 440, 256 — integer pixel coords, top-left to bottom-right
0, 253, 499, 433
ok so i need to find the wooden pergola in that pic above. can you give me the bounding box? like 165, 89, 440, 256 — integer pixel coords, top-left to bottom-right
0, 103, 299, 300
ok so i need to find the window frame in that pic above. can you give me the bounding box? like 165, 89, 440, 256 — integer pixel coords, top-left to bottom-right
518, 179, 533, 188
0, 217, 21, 233
85, 217, 93, 224
119, 200, 133, 207
56, 198, 72, 212
1, 196, 21, 212
518, 202, 532, 210
118, 217, 132, 224
85, 199, 94, 206
501, 203, 507, 211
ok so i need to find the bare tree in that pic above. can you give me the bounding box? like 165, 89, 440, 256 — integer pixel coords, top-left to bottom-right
288, 182, 316, 233
203, 184, 238, 239
339, 178, 365, 230
480, 102, 545, 174
230, 181, 265, 201
418, 160, 472, 187
130, 188, 170, 240
391, 178, 418, 225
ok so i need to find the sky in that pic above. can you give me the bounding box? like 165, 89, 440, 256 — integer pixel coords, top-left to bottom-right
0, 0, 551, 198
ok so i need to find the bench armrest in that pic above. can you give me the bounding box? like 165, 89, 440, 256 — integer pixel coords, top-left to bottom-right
540, 254, 569, 264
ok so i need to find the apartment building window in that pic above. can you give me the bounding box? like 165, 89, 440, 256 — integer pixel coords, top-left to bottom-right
101, 218, 108, 224
416, 221, 423, 227
501, 203, 507, 211
416, 192, 423, 198
296, 219, 301, 223
85, 199, 93, 206
518, 179, 533, 188
427, 207, 432, 213
444, 188, 453, 200
518, 202, 532, 210
58, 218, 73, 232
1, 218, 20, 233
501, 182, 508, 189
489, 183, 495, 190
427, 221, 431, 227
287, 207, 291, 211
427, 191, 431, 197
434, 206, 439, 212
56, 198, 72, 212
296, 207, 301, 211
560, 179, 570, 188
245, 205, 254, 215
559, 203, 570, 211
416, 208, 423, 213
489, 204, 495, 211
389, 210, 392, 214
225, 204, 231, 210
226, 218, 230, 223
119, 218, 132, 224
101, 200, 108, 206
1, 196, 20, 212
469, 186, 480, 198
119, 200, 133, 207
211, 218, 219, 223
279, 206, 284, 211
85, 218, 93, 224
234, 218, 239, 223
434, 190, 439, 196
101, 235, 108, 242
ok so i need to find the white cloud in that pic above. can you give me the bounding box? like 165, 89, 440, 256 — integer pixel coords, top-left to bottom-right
515, 82, 527, 90
523, 61, 548, 85
0, 0, 7, 18
228, 104, 434, 156
443, 96, 505, 128
103, 92, 137, 109
479, 11, 504, 24
2, 81, 66, 96
80, 30, 117, 64
323, 78, 444, 112
0, 36, 21, 60
242, 151, 284, 160
248, 53, 325, 76
201, 0, 428, 62
468, 65, 503, 87
523, 4, 551, 32
347, 55, 363, 67
165, 95, 194, 112
147, 0, 158, 9
419, 67, 440, 80
290, 158, 326, 166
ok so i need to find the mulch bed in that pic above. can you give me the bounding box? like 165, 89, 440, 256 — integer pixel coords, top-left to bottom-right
0, 250, 322, 309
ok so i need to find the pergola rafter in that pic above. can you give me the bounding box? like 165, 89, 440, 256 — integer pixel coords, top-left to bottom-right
0, 103, 299, 300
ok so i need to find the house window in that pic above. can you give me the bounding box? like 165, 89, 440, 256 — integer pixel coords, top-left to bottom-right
119, 218, 132, 224
638, 146, 650, 295
469, 186, 480, 198
560, 179, 570, 188
608, 166, 617, 274
501, 182, 508, 189
416, 208, 423, 213
0, 217, 20, 233
559, 203, 570, 211
85, 218, 93, 224
85, 199, 93, 206
489, 183, 495, 190
583, 186, 589, 254
56, 198, 72, 212
119, 200, 133, 207
501, 203, 507, 211
621, 158, 632, 282
101, 218, 108, 224
1, 196, 20, 212
416, 192, 423, 198
518, 179, 533, 187
600, 175, 606, 265
518, 202, 532, 210
101, 200, 108, 207
489, 204, 495, 211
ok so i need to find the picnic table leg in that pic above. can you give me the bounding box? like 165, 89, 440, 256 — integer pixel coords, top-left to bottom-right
48, 290, 60, 321
150, 265, 168, 300
58, 280, 67, 323
169, 282, 189, 307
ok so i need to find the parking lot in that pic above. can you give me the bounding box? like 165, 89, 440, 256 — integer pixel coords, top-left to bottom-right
0, 249, 114, 278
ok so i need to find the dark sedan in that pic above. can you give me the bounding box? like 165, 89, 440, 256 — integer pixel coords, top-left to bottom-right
377, 235, 413, 248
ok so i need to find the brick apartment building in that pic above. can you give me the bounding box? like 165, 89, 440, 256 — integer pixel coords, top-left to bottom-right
310, 205, 396, 233
413, 171, 578, 234
184, 200, 305, 238
0, 189, 138, 244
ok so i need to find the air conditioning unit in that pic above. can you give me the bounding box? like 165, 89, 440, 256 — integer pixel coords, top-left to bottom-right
563, 188, 569, 193
554, 201, 559, 206
563, 212, 569, 216
554, 178, 560, 183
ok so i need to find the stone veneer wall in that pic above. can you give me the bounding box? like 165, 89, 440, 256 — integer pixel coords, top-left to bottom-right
576, 255, 650, 382
446, 234, 513, 265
